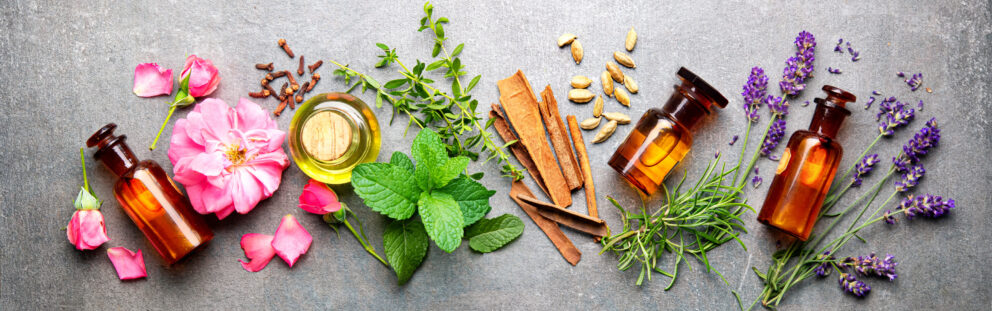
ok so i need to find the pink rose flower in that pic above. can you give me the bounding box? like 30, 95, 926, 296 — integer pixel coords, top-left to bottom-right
132, 63, 173, 97
66, 209, 110, 251
298, 179, 343, 215
168, 98, 289, 220
107, 247, 147, 280
180, 55, 220, 97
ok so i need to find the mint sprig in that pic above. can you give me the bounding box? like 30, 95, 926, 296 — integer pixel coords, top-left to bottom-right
352, 129, 521, 284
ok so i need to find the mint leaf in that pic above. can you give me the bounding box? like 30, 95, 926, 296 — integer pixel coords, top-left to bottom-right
439, 176, 495, 227
390, 151, 414, 173
352, 163, 421, 220
417, 191, 464, 252
383, 218, 429, 285
433, 155, 469, 188
411, 129, 448, 190
465, 214, 524, 253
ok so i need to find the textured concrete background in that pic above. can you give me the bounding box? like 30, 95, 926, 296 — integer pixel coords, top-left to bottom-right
1, 0, 990, 309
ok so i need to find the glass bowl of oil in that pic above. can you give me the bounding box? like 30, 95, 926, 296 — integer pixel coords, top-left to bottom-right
288, 92, 381, 184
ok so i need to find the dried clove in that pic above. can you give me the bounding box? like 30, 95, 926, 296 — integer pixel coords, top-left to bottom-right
287, 72, 299, 90
248, 90, 270, 98
274, 98, 288, 116
271, 70, 288, 78
295, 94, 303, 105
306, 73, 320, 92
300, 81, 311, 94
255, 63, 274, 71
277, 38, 294, 58
308, 60, 323, 73
263, 84, 278, 100
278, 82, 289, 101
298, 55, 305, 76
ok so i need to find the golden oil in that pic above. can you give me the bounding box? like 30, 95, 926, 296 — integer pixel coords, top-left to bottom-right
289, 92, 381, 184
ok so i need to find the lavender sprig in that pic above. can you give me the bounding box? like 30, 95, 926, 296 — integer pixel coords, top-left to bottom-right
899, 118, 941, 163
900, 194, 955, 219
813, 251, 834, 277
742, 67, 769, 122
844, 253, 898, 281
760, 119, 787, 156
780, 31, 816, 96
877, 100, 915, 136
851, 154, 880, 187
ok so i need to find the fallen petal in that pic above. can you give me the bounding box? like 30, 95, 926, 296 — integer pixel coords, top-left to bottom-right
298, 179, 342, 215
238, 233, 275, 272
107, 247, 147, 280
271, 214, 312, 267
132, 63, 173, 97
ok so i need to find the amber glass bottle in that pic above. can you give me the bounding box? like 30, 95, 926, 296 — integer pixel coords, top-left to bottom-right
87, 124, 213, 264
608, 67, 728, 194
758, 85, 856, 241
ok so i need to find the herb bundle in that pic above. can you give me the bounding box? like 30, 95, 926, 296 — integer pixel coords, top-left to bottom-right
351, 129, 523, 284
328, 2, 523, 180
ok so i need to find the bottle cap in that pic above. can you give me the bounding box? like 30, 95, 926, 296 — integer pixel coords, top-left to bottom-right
677, 67, 728, 110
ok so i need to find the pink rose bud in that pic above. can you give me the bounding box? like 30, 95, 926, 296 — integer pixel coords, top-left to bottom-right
298, 179, 343, 215
66, 209, 110, 251
180, 55, 220, 98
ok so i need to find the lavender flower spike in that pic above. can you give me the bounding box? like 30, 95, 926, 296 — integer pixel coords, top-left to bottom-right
839, 273, 871, 297
902, 194, 955, 219
894, 164, 925, 192
742, 67, 769, 122
760, 119, 787, 156
814, 251, 834, 277
877, 100, 915, 136
845, 253, 898, 281
780, 31, 816, 96
900, 118, 941, 163
851, 154, 880, 187
767, 95, 789, 117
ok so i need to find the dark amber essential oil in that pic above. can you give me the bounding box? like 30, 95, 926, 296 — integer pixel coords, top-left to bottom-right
609, 67, 728, 195
758, 85, 856, 241
87, 124, 213, 264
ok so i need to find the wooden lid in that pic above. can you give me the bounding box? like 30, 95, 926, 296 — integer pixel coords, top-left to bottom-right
301, 111, 352, 161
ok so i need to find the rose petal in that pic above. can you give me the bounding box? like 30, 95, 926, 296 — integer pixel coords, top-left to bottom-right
106, 247, 147, 280
271, 214, 312, 267
133, 63, 173, 97
238, 233, 275, 272
230, 171, 264, 214
67, 210, 110, 251
299, 179, 342, 215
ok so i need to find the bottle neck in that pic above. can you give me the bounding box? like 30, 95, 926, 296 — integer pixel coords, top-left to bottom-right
94, 135, 139, 177
807, 99, 850, 139
661, 85, 709, 130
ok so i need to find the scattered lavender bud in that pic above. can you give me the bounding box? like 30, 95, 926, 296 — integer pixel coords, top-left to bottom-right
839, 273, 871, 297
780, 31, 816, 96
905, 72, 923, 91
872, 90, 882, 96
864, 96, 876, 110
769, 154, 781, 161
761, 119, 787, 156
845, 42, 853, 53
844, 253, 898, 281
851, 52, 860, 62
729, 135, 739, 146
802, 100, 810, 107
917, 99, 924, 111
851, 154, 879, 187
827, 67, 842, 74
834, 38, 844, 52
896, 71, 905, 77
742, 67, 769, 123
901, 194, 955, 219
751, 175, 763, 188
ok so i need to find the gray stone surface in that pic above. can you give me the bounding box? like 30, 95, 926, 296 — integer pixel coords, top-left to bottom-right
2, 0, 990, 309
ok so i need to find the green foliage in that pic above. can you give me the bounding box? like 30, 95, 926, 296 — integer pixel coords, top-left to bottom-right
351, 129, 521, 283
464, 214, 524, 253
328, 1, 524, 181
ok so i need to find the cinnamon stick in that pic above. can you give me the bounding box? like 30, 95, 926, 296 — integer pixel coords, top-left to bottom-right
538, 85, 583, 191
497, 70, 571, 207
567, 115, 597, 219
489, 104, 550, 197
518, 194, 608, 237
510, 181, 581, 266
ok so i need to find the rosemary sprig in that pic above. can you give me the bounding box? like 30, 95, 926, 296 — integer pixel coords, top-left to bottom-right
600, 155, 752, 288
327, 2, 523, 180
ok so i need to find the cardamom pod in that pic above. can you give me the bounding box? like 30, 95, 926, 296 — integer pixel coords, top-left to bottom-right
571, 40, 583, 64
601, 71, 614, 97
625, 27, 637, 51
606, 62, 624, 82
571, 75, 593, 89
592, 120, 618, 143
603, 112, 631, 124
624, 75, 639, 93
613, 51, 636, 68
568, 88, 595, 103
615, 88, 631, 107
580, 117, 601, 130
593, 96, 604, 117
557, 33, 577, 47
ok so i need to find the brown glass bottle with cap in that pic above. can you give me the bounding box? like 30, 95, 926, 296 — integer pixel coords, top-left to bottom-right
608, 67, 729, 195
758, 85, 856, 241
87, 123, 213, 264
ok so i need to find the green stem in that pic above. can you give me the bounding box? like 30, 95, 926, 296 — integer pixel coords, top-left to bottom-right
828, 134, 882, 197
738, 116, 777, 189
149, 104, 178, 150
79, 147, 89, 192
731, 121, 753, 187
342, 218, 389, 266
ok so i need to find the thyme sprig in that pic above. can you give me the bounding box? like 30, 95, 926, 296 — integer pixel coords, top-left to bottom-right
600, 155, 752, 288
327, 2, 523, 180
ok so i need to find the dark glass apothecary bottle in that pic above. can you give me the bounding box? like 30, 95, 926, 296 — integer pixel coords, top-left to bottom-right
757, 85, 856, 240
608, 67, 729, 195
87, 123, 213, 264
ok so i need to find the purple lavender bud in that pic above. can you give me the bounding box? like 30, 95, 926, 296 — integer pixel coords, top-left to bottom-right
903, 194, 955, 219
751, 175, 763, 188
715, 151, 721, 159
906, 73, 923, 91
872, 90, 881, 96
892, 155, 912, 173
894, 164, 925, 192
883, 210, 897, 225
769, 154, 780, 161
917, 99, 924, 111
851, 52, 860, 62
852, 154, 880, 187
729, 135, 739, 146
834, 38, 844, 53
802, 100, 810, 107
845, 253, 898, 281
767, 95, 789, 116
839, 273, 871, 297
877, 100, 915, 136
814, 251, 834, 277
864, 96, 876, 110
827, 67, 842, 74
780, 31, 816, 96
896, 71, 905, 77
742, 67, 769, 122
761, 119, 787, 156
